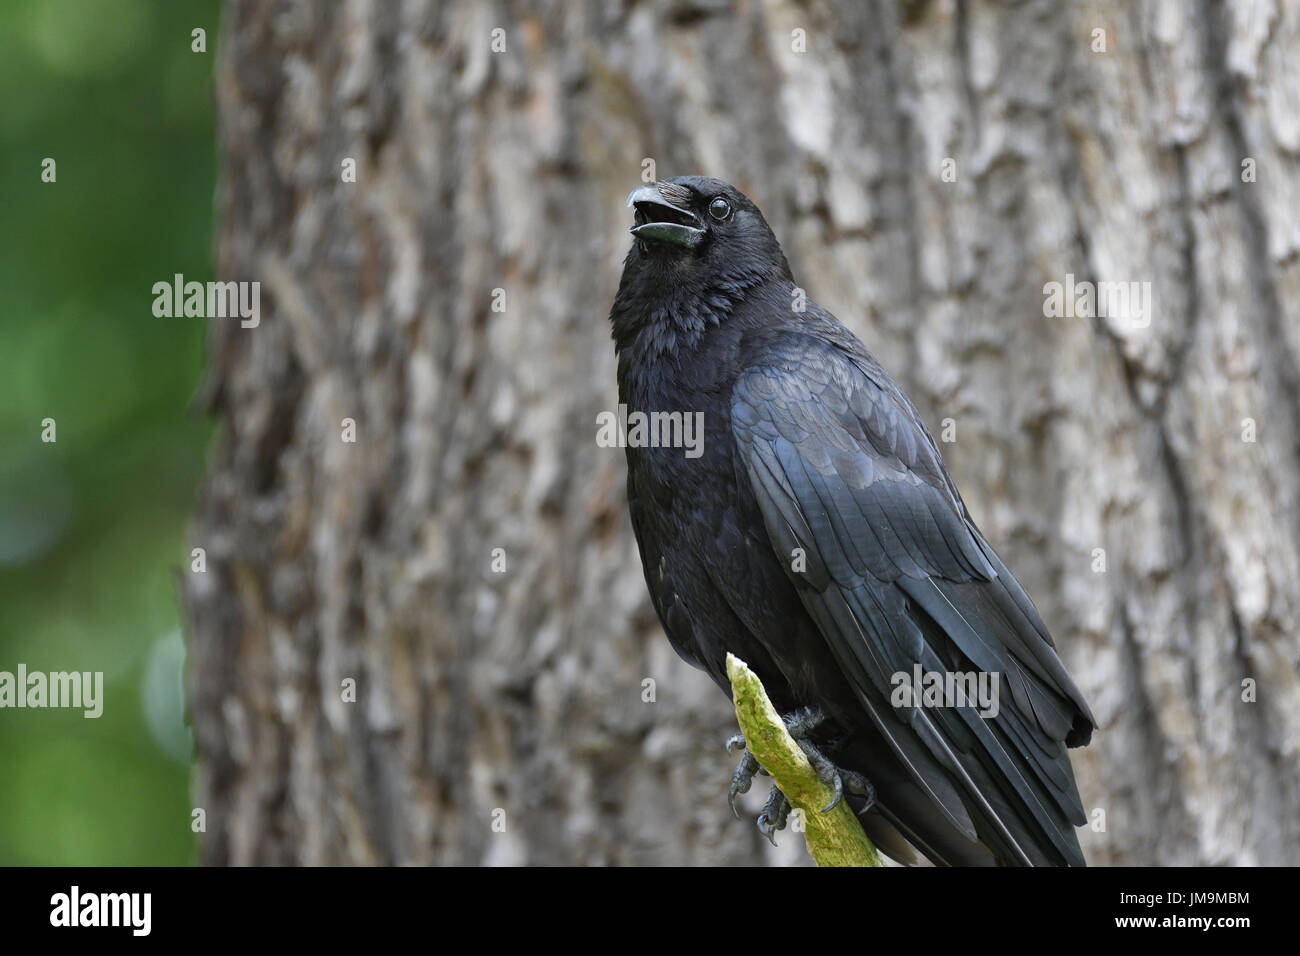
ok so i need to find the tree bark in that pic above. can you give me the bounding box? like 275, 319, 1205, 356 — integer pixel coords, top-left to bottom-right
186, 0, 1300, 865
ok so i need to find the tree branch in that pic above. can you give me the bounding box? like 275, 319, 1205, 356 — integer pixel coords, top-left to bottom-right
726, 652, 882, 867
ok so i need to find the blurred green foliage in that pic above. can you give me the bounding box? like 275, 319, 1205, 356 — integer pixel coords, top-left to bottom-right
0, 0, 220, 864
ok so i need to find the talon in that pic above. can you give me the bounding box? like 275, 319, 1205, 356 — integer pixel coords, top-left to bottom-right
728, 750, 759, 819
757, 787, 791, 846
844, 771, 876, 813
820, 772, 844, 813
796, 733, 845, 812
725, 733, 746, 755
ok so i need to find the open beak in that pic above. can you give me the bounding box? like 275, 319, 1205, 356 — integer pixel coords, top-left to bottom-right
627, 183, 704, 248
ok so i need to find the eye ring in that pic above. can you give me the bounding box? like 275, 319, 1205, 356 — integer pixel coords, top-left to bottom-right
708, 197, 732, 221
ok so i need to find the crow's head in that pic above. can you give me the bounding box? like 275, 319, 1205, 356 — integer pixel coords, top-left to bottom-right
611, 176, 793, 357
624, 176, 790, 287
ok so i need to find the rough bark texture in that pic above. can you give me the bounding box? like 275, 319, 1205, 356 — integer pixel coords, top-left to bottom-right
186, 0, 1300, 865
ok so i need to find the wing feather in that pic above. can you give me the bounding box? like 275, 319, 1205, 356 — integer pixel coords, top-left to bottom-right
731, 335, 1095, 865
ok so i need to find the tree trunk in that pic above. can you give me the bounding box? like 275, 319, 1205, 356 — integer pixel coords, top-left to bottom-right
186, 0, 1300, 865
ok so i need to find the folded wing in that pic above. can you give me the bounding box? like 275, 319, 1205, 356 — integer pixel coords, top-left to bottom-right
730, 332, 1095, 865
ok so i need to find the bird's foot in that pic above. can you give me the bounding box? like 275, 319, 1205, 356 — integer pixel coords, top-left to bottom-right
725, 707, 876, 840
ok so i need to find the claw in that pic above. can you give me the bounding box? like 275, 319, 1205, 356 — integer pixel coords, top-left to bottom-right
821, 773, 844, 813
757, 787, 791, 845
843, 771, 876, 813
795, 733, 846, 813
728, 750, 759, 819
725, 733, 746, 755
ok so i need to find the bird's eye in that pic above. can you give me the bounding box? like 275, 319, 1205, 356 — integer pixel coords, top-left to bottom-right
708, 197, 732, 221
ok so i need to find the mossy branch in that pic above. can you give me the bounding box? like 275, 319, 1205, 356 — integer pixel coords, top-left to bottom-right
727, 652, 881, 867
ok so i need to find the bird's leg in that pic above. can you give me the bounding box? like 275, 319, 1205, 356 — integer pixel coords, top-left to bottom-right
725, 706, 876, 831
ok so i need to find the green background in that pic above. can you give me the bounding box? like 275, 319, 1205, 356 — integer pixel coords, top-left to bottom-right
0, 0, 219, 864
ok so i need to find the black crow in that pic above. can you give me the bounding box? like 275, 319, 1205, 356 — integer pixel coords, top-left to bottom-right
610, 176, 1095, 866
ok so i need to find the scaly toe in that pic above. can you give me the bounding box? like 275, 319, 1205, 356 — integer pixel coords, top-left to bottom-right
728, 750, 760, 819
